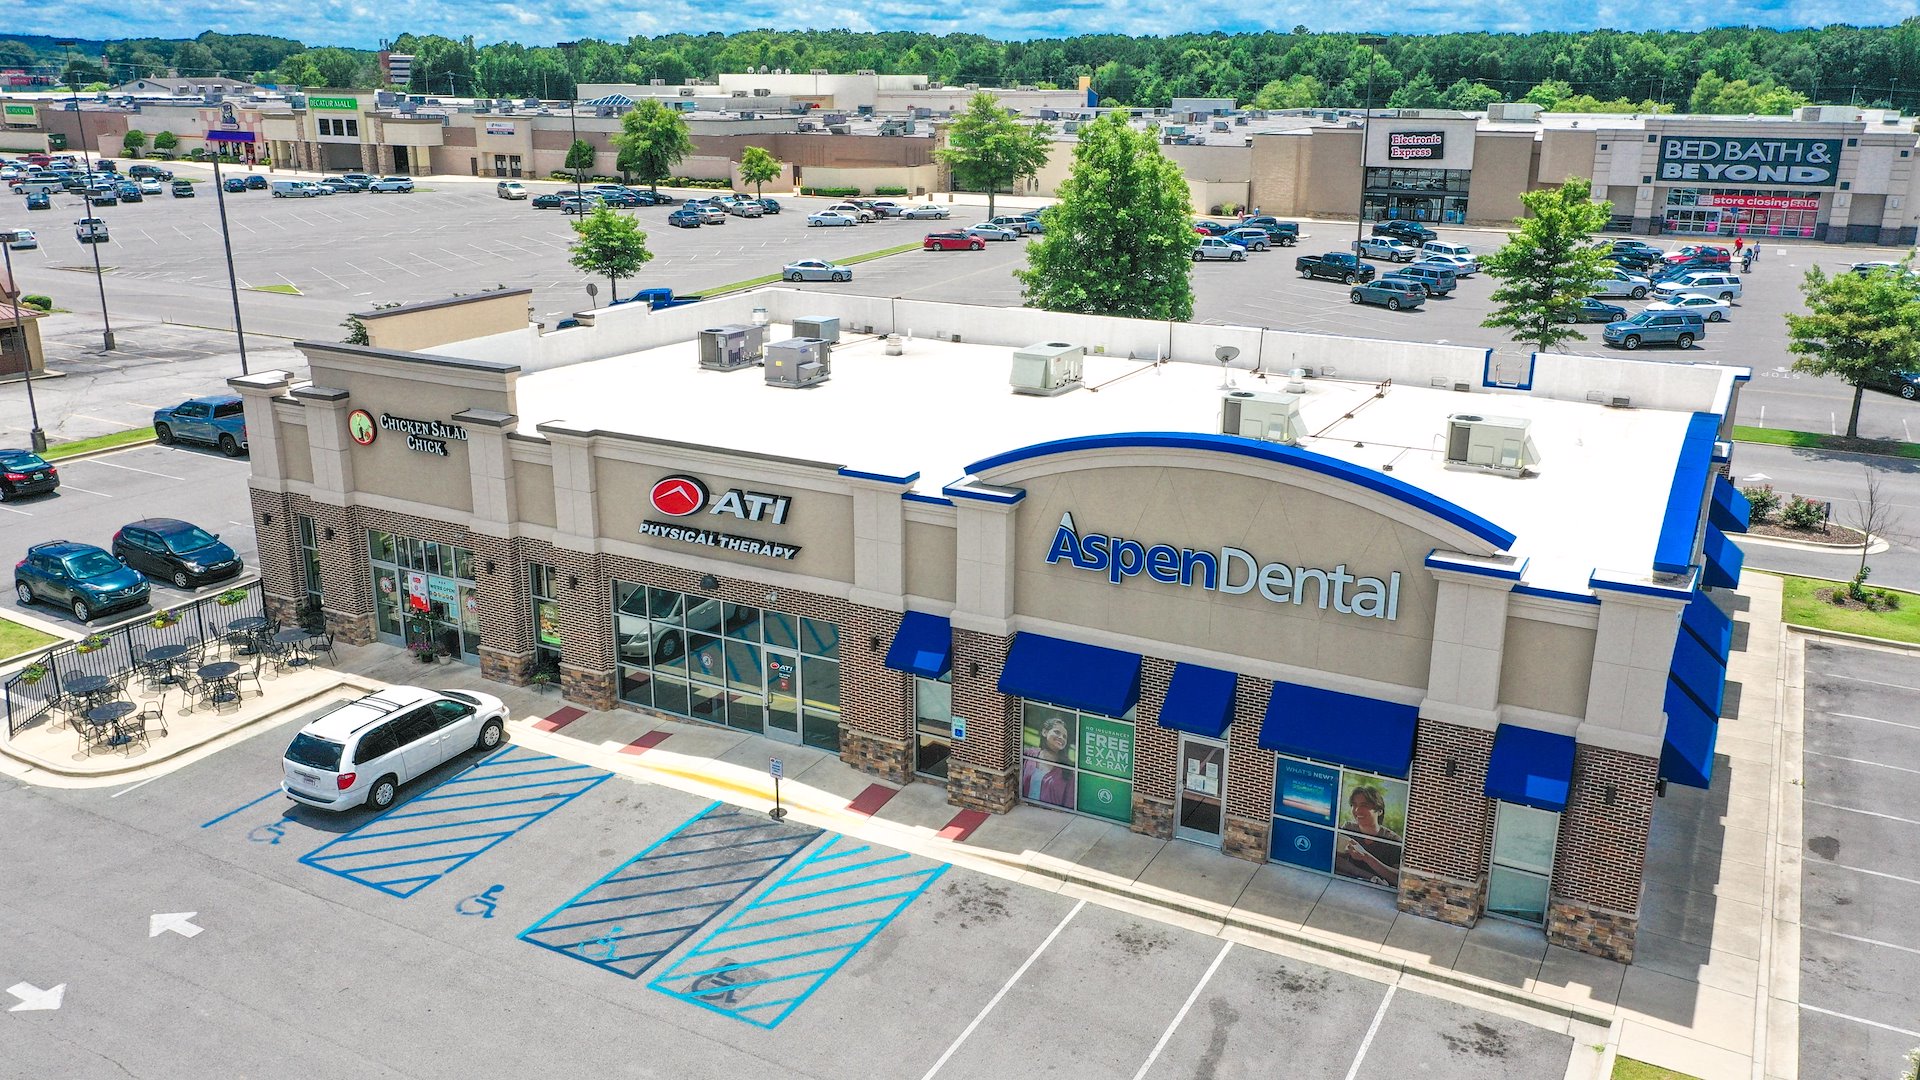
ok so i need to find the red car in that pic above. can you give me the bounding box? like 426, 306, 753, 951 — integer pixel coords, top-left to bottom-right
1193, 220, 1231, 236
924, 231, 985, 251
1665, 244, 1730, 266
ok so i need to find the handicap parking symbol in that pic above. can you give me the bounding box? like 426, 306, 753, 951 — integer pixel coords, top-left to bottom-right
689, 960, 764, 1006
248, 820, 288, 845
456, 885, 505, 919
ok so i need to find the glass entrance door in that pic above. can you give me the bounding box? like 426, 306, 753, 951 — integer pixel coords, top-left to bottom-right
1175, 736, 1226, 844
763, 648, 802, 745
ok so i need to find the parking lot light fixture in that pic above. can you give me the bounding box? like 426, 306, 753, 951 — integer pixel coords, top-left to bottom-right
59, 39, 114, 352
0, 237, 50, 453
558, 42, 582, 203
211, 154, 250, 374
1355, 36, 1388, 256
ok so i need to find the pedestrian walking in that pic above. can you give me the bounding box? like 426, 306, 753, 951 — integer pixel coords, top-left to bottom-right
1740, 250, 1753, 274
1734, 236, 1744, 256
1752, 241, 1761, 263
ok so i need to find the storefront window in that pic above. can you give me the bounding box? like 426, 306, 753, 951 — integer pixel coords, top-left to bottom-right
1270, 756, 1408, 891
1363, 167, 1471, 224
296, 515, 322, 604
1487, 802, 1559, 925
530, 564, 562, 673
1019, 701, 1135, 824
1661, 188, 1819, 238
915, 675, 953, 780
368, 529, 478, 662
612, 582, 839, 751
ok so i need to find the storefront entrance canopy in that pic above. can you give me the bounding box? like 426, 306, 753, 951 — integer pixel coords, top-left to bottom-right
1257, 680, 1417, 778
883, 611, 952, 679
1484, 724, 1576, 813
998, 632, 1142, 718
1661, 681, 1719, 790
1155, 662, 1237, 739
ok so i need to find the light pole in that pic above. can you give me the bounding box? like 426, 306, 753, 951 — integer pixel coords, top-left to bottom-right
57, 40, 114, 352
0, 235, 50, 452
1354, 36, 1387, 256
210, 150, 250, 373
558, 41, 581, 202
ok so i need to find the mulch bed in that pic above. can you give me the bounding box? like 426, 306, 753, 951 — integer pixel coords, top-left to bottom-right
1749, 520, 1866, 544
1810, 584, 1901, 612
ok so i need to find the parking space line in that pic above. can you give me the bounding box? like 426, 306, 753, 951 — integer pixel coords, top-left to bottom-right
1801, 1002, 1920, 1038
0, 503, 33, 516
1825, 710, 1920, 731
1806, 748, 1920, 775
84, 459, 185, 481
1343, 982, 1397, 1080
1824, 861, 1920, 887
920, 898, 1085, 1080
1807, 799, 1920, 825
1825, 672, 1920, 694
200, 788, 282, 828
1806, 925, 1920, 955
56, 484, 111, 497
1130, 941, 1233, 1080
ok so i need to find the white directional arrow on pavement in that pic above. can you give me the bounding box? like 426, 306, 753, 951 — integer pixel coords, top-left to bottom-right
1742, 473, 1772, 484
7, 982, 66, 1012
149, 912, 203, 939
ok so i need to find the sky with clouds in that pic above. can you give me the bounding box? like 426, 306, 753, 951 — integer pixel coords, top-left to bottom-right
13, 0, 1915, 48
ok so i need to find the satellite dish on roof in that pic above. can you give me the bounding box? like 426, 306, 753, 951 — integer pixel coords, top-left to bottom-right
1216, 345, 1240, 390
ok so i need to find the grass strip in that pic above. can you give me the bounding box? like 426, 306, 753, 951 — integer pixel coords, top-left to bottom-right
0, 617, 60, 663
43, 425, 156, 460
1780, 574, 1920, 643
1612, 1058, 1702, 1080
248, 283, 302, 295
1732, 425, 1920, 460
696, 241, 924, 297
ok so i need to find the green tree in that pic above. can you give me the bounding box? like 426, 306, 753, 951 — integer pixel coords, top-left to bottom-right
1521, 79, 1573, 107
1479, 177, 1615, 353
1253, 74, 1324, 110
569, 205, 653, 303
63, 59, 108, 87
610, 100, 694, 195
1015, 113, 1192, 321
936, 90, 1053, 220
738, 145, 783, 197
565, 138, 597, 181
1440, 79, 1503, 112
121, 129, 147, 156
1785, 261, 1920, 438
152, 131, 178, 153
1386, 72, 1441, 109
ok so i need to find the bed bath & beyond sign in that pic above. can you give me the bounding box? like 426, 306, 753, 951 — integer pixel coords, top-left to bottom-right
1045, 512, 1401, 620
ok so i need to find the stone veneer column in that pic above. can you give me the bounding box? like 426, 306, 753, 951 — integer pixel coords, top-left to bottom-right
946, 627, 1018, 812
1222, 677, 1277, 863
542, 425, 615, 710
287, 382, 373, 644
1546, 744, 1658, 963
1129, 657, 1177, 839
1398, 720, 1496, 926
457, 408, 532, 686
835, 605, 913, 783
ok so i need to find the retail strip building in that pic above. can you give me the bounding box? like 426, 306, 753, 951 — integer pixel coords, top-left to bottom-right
235, 290, 1752, 963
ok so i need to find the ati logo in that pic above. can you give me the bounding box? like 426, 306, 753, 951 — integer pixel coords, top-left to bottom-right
649, 474, 793, 525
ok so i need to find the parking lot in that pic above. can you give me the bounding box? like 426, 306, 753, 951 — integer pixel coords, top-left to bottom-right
0, 708, 1586, 1079
1797, 640, 1920, 1079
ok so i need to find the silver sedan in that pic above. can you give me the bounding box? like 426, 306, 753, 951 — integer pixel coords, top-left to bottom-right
783, 259, 852, 283
965, 222, 1018, 241
900, 204, 951, 220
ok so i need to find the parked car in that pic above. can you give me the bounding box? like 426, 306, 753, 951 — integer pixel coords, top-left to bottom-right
1851, 260, 1906, 276
1221, 227, 1270, 251
74, 217, 109, 244
924, 231, 985, 251
1420, 241, 1474, 262
6, 228, 35, 250
318, 179, 358, 194
531, 192, 568, 209
270, 181, 315, 198
1561, 297, 1627, 324
693, 204, 727, 224
824, 202, 875, 222
1193, 236, 1247, 262
1413, 252, 1478, 276
599, 190, 643, 208
725, 199, 764, 217
1389, 264, 1455, 297
630, 189, 676, 205
1664, 244, 1730, 267
783, 259, 852, 282
1645, 294, 1731, 322
1651, 271, 1743, 302
1349, 279, 1427, 311
989, 215, 1041, 235
1192, 220, 1232, 237
1295, 251, 1374, 284
805, 208, 853, 226
16, 540, 150, 622
0, 448, 57, 501
222, 176, 248, 192
1356, 237, 1416, 262
965, 222, 1018, 241
1590, 268, 1652, 299
1602, 309, 1705, 350
900, 204, 949, 220
84, 187, 117, 207
339, 173, 376, 191
281, 686, 509, 811
115, 183, 143, 203
1607, 249, 1665, 273
127, 164, 173, 181
1861, 370, 1920, 400
152, 394, 248, 457
24, 191, 50, 211
753, 197, 782, 215
369, 176, 414, 193
137, 178, 162, 195
243, 174, 267, 190
868, 200, 908, 218
667, 208, 704, 228
1239, 217, 1300, 246
1371, 220, 1438, 245
495, 181, 528, 200
111, 517, 243, 589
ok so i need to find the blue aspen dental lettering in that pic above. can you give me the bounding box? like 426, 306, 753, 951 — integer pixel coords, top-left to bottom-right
1108, 539, 1146, 585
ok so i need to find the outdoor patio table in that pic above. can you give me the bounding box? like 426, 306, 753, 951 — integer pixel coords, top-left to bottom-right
65, 674, 114, 705
272, 629, 312, 668
86, 701, 138, 751
197, 661, 243, 704
145, 643, 192, 683
226, 616, 272, 656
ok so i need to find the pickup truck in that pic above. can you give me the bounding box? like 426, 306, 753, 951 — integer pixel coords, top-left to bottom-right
1240, 216, 1300, 246
1356, 237, 1416, 262
1295, 252, 1374, 284
153, 395, 249, 457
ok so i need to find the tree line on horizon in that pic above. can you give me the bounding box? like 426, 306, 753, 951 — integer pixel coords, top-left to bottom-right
4, 22, 1919, 115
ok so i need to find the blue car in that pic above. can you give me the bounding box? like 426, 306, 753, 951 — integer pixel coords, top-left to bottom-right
222, 177, 247, 193
16, 540, 150, 623
667, 208, 703, 228
112, 517, 243, 589
153, 394, 249, 457
25, 191, 50, 211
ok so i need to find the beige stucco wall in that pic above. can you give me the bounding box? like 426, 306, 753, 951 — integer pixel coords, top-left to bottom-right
905, 519, 957, 603
593, 457, 856, 583
1464, 132, 1537, 225
360, 292, 531, 354
1009, 464, 1443, 690
1498, 615, 1596, 718
1249, 132, 1310, 217
280, 420, 313, 485
800, 163, 940, 195
514, 459, 557, 528
1301, 128, 1364, 221
1537, 127, 1597, 185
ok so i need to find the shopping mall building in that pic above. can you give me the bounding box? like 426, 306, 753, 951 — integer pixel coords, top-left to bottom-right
234, 288, 1751, 963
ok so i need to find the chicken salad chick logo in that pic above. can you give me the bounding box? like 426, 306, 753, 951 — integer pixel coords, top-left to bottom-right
347, 409, 377, 446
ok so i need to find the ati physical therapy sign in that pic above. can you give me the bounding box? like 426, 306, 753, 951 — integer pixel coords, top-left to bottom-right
1045, 513, 1402, 621
640, 474, 801, 561
1656, 137, 1842, 187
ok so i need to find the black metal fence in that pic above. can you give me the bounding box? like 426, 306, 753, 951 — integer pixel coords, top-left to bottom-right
4, 579, 266, 738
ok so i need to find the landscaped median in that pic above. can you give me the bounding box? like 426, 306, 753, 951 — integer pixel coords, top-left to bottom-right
42, 426, 157, 460
1777, 572, 1920, 644
696, 241, 925, 297
1732, 424, 1920, 461
0, 616, 60, 666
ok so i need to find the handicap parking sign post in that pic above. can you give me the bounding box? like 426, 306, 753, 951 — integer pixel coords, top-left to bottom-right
769, 758, 787, 821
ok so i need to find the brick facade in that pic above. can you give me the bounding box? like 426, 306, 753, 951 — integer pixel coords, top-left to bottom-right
1547, 897, 1640, 963
1398, 718, 1497, 925
947, 627, 1018, 812
1224, 677, 1277, 863
1546, 743, 1657, 961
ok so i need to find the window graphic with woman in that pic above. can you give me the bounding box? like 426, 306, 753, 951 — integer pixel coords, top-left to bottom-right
1334, 778, 1407, 888
1020, 708, 1077, 809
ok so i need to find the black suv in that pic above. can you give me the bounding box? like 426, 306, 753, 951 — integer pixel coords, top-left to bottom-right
1371, 220, 1437, 245
111, 518, 243, 589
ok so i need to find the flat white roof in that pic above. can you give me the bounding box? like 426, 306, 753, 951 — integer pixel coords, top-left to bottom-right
514, 328, 1692, 592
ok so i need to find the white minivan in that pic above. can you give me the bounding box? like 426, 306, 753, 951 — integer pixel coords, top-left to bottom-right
496, 181, 527, 199
1420, 240, 1475, 261
270, 180, 317, 198
1651, 271, 1744, 302
281, 687, 509, 811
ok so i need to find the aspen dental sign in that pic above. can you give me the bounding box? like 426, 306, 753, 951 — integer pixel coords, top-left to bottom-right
1044, 513, 1402, 620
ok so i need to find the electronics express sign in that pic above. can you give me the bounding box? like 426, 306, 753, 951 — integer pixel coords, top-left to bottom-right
1386, 131, 1444, 160
1656, 137, 1842, 187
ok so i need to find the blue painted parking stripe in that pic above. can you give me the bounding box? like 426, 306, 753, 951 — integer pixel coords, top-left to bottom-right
648, 834, 946, 1028
298, 748, 608, 899
200, 789, 283, 828
519, 802, 820, 980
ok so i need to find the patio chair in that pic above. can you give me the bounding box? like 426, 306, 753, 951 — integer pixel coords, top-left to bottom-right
175, 672, 206, 715
137, 692, 169, 738
223, 623, 257, 657
77, 721, 106, 757
235, 658, 264, 699
115, 715, 148, 754
308, 630, 338, 666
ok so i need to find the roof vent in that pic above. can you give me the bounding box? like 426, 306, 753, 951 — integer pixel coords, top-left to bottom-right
1011, 342, 1084, 396
1444, 414, 1541, 477
1221, 389, 1304, 445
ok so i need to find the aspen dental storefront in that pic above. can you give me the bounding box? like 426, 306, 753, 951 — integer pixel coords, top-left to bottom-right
234, 292, 1751, 963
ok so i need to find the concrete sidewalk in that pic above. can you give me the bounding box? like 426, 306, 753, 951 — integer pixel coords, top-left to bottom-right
0, 582, 1794, 1080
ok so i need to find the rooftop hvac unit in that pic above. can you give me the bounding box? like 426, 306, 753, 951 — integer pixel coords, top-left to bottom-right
732, 90, 749, 97
1212, 120, 1229, 131
1063, 120, 1079, 133
765, 338, 832, 387
753, 88, 771, 97
792, 315, 840, 343
649, 79, 666, 86
679, 88, 696, 97
1220, 390, 1304, 445
697, 324, 767, 371
1010, 341, 1084, 397
1444, 414, 1541, 477
810, 68, 830, 75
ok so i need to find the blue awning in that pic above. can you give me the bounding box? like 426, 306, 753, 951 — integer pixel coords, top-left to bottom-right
1669, 626, 1728, 718
998, 632, 1142, 717
1661, 681, 1719, 789
1682, 589, 1733, 663
1709, 476, 1751, 534
1702, 524, 1745, 590
883, 611, 952, 679
1156, 663, 1237, 739
1654, 412, 1723, 576
1257, 680, 1417, 778
1485, 724, 1576, 812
